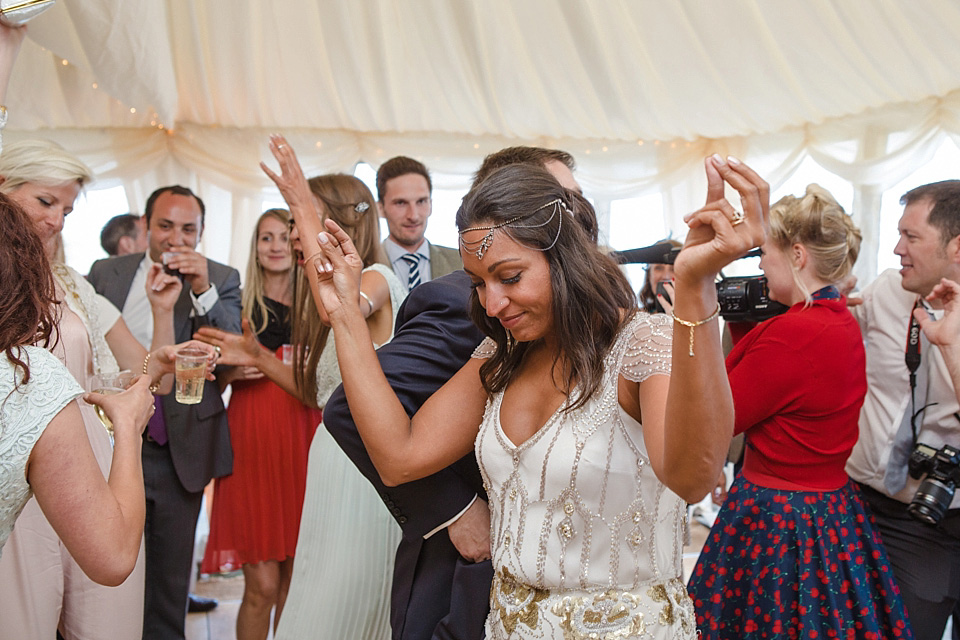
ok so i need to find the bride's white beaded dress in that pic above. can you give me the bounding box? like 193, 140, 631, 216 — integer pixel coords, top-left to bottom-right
474, 312, 697, 640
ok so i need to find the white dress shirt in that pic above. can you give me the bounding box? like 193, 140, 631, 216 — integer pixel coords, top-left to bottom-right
121, 254, 221, 349
384, 238, 433, 284
845, 268, 960, 507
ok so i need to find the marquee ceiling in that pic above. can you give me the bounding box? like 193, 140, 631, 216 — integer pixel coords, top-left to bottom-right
11, 0, 960, 145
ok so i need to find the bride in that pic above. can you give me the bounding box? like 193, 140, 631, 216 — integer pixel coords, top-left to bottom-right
292, 152, 768, 638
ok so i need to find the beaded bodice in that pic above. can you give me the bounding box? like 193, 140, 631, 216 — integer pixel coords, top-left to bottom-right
474, 312, 683, 591
0, 348, 83, 556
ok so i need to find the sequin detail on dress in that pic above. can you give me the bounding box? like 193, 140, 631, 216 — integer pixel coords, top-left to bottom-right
473, 313, 693, 639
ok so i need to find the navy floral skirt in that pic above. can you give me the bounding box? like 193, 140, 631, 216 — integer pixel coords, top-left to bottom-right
687, 477, 913, 639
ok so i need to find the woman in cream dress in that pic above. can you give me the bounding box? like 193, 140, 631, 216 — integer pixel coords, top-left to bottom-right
201, 157, 407, 639
298, 154, 771, 639
0, 189, 154, 591
0, 140, 203, 639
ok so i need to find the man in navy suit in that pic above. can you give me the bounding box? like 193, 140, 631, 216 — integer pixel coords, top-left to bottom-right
324, 146, 583, 640
88, 185, 241, 640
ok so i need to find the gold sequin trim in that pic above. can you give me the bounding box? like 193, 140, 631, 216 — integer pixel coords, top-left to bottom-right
552, 589, 647, 639
492, 567, 550, 634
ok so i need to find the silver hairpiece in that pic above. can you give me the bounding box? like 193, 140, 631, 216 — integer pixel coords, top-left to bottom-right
354, 201, 370, 213
459, 198, 568, 259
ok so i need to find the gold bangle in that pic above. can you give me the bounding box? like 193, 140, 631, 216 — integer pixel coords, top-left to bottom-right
358, 291, 373, 316
143, 352, 161, 393
670, 303, 721, 357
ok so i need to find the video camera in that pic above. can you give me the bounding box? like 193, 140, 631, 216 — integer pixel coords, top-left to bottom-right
612, 241, 788, 323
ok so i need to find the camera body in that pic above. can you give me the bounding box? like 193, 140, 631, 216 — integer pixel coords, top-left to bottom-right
613, 242, 788, 322
715, 276, 789, 323
907, 442, 960, 525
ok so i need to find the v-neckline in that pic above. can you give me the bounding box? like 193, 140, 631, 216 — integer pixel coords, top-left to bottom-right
494, 390, 569, 451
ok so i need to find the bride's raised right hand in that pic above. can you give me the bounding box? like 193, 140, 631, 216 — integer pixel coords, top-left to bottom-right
312, 218, 366, 324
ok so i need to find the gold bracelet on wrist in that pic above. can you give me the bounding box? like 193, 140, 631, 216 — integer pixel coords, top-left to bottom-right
143, 352, 161, 393
670, 303, 721, 357
303, 249, 323, 265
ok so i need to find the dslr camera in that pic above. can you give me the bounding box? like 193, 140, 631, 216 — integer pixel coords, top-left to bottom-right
907, 442, 960, 525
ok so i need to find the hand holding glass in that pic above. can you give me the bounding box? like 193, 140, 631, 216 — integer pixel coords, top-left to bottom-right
176, 347, 208, 404
92, 370, 137, 434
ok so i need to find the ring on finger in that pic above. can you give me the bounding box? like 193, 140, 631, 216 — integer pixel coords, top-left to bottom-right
730, 210, 745, 226
214, 345, 221, 355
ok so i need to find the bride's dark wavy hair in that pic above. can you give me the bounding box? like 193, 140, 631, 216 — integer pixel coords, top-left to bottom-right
456, 164, 637, 411
0, 193, 58, 388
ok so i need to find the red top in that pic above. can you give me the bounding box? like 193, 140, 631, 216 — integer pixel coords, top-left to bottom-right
726, 297, 866, 491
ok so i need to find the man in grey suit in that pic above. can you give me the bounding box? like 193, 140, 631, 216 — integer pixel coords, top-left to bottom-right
88, 185, 241, 640
377, 156, 462, 289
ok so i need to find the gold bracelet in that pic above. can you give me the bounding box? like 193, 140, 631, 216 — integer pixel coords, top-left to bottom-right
358, 291, 373, 316
143, 352, 161, 393
302, 249, 324, 265
670, 303, 721, 357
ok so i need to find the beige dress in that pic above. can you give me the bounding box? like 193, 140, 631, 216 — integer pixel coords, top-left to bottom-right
0, 265, 146, 640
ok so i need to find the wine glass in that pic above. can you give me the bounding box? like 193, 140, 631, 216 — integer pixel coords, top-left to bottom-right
91, 370, 136, 435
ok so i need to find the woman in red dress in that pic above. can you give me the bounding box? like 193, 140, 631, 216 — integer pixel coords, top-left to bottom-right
201, 209, 321, 640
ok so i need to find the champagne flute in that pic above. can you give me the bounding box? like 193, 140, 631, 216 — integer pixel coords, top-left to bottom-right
92, 370, 136, 435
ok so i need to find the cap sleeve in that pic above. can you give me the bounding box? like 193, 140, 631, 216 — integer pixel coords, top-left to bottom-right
471, 337, 497, 360
620, 312, 672, 383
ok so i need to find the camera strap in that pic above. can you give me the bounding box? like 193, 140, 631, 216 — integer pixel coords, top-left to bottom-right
906, 297, 938, 447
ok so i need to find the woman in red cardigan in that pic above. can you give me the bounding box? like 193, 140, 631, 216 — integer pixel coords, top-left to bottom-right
687, 185, 913, 639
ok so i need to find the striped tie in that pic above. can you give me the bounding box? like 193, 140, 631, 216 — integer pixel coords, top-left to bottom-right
402, 253, 421, 290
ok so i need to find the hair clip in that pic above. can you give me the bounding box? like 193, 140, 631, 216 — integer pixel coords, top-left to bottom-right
354, 202, 370, 213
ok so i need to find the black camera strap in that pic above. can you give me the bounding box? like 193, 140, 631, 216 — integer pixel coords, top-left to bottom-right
906, 297, 939, 447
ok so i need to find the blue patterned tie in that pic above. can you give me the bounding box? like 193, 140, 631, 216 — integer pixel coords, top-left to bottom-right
402, 253, 421, 290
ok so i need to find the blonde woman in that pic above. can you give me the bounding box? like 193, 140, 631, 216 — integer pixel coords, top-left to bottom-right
687, 185, 912, 638
201, 209, 323, 640
199, 155, 407, 639
0, 139, 212, 639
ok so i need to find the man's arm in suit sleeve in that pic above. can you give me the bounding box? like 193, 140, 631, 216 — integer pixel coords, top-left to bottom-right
324, 272, 485, 539
197, 263, 242, 334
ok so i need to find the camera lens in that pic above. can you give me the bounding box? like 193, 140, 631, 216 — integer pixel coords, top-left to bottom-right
908, 478, 955, 525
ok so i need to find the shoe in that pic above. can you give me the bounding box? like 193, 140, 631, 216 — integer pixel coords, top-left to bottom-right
188, 594, 218, 613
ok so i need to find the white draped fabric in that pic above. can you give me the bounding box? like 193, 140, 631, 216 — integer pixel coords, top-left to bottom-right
6, 1, 960, 278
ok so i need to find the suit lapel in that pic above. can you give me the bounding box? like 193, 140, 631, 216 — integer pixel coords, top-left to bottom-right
111, 253, 143, 310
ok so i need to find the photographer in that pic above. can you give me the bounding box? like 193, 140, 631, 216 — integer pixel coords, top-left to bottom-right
846, 180, 960, 640
687, 185, 912, 638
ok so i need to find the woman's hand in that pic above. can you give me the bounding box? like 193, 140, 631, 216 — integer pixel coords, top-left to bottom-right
657, 281, 675, 315
312, 219, 366, 323
260, 134, 318, 219
145, 264, 182, 313
674, 155, 768, 283
83, 375, 155, 436
194, 319, 264, 369
152, 340, 219, 381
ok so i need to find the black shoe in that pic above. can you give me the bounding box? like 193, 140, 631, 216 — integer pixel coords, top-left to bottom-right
188, 594, 218, 613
